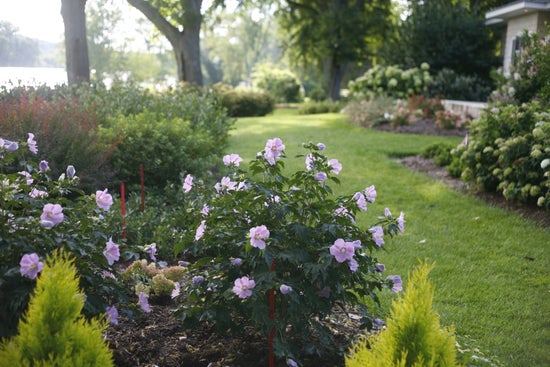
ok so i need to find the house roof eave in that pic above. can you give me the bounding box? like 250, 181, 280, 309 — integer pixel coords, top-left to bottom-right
485, 1, 550, 21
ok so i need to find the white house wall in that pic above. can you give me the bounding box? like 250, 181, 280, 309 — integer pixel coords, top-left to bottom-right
504, 12, 540, 74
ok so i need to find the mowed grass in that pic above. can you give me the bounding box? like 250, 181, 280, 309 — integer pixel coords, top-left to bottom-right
228, 109, 550, 367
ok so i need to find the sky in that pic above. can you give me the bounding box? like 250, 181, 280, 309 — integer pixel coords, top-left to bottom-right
0, 0, 65, 43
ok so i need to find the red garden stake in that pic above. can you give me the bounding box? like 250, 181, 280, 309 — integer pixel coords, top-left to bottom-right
120, 182, 126, 239
139, 163, 145, 212
269, 260, 276, 367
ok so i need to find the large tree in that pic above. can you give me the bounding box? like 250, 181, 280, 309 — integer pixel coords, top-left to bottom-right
277, 0, 392, 101
61, 0, 90, 84
126, 0, 204, 85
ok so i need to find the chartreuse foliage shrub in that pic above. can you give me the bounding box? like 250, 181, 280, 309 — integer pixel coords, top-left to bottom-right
297, 99, 343, 115
174, 139, 405, 363
349, 64, 432, 99
346, 262, 460, 367
0, 134, 133, 338
0, 250, 114, 367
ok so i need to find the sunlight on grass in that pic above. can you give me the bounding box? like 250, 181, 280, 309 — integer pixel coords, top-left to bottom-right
228, 110, 550, 367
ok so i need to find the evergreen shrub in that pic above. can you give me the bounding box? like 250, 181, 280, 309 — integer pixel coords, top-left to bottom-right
0, 250, 114, 367
346, 261, 460, 367
214, 83, 275, 117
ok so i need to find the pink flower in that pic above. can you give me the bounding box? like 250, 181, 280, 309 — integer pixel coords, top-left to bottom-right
103, 237, 120, 266
249, 225, 269, 249
171, 282, 181, 299
387, 275, 403, 293
106, 306, 119, 325
305, 154, 316, 170
20, 253, 44, 279
40, 203, 64, 228
329, 238, 355, 263
232, 276, 255, 299
96, 189, 113, 211
223, 153, 243, 167
66, 165, 76, 179
138, 292, 151, 313
215, 177, 237, 193
183, 174, 193, 193
364, 185, 376, 202
29, 188, 48, 198
18, 171, 33, 185
384, 207, 392, 217
316, 142, 326, 150
315, 172, 328, 182
231, 258, 242, 266
348, 258, 359, 272
264, 138, 285, 165
195, 220, 206, 241
27, 133, 38, 154
144, 243, 157, 262
280, 284, 293, 294
328, 159, 342, 174
3, 140, 18, 152
353, 192, 367, 211
397, 211, 405, 233
201, 204, 209, 216
39, 160, 49, 172
370, 226, 384, 247
192, 275, 205, 284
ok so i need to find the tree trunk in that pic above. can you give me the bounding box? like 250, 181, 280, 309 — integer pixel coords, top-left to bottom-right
127, 0, 203, 85
323, 57, 347, 101
61, 0, 90, 85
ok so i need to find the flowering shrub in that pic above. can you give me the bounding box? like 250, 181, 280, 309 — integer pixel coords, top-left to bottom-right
0, 135, 135, 337
173, 139, 405, 361
349, 63, 432, 99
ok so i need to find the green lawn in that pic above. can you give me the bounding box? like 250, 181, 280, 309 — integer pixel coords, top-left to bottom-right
228, 110, 550, 367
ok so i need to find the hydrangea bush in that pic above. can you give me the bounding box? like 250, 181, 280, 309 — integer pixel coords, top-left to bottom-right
173, 139, 405, 362
0, 134, 135, 337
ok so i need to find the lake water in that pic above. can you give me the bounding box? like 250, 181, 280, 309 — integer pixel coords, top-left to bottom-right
0, 67, 67, 88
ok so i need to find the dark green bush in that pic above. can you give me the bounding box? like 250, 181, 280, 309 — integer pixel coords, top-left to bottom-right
429, 68, 493, 102
214, 84, 275, 117
252, 63, 303, 103
103, 111, 223, 191
422, 143, 455, 167
297, 100, 343, 115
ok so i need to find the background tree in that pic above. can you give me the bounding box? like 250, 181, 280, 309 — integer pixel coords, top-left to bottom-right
61, 0, 90, 84
126, 0, 207, 85
277, 0, 392, 101
0, 21, 39, 67
380, 1, 499, 79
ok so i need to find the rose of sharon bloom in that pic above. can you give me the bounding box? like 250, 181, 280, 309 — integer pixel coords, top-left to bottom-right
66, 165, 76, 179
387, 275, 403, 293
103, 237, 120, 266
384, 207, 392, 217
39, 160, 49, 172
215, 176, 237, 193
370, 226, 384, 247
231, 258, 242, 266
27, 133, 38, 154
20, 253, 44, 279
105, 305, 119, 325
249, 225, 269, 249
96, 189, 113, 211
192, 276, 204, 284
328, 159, 342, 174
287, 359, 298, 367
280, 284, 293, 294
40, 203, 64, 229
348, 258, 359, 272
364, 185, 377, 203
315, 172, 328, 182
171, 282, 181, 299
19, 171, 33, 185
316, 142, 326, 151
29, 188, 48, 198
305, 154, 316, 170
144, 243, 157, 262
4, 140, 18, 152
353, 192, 367, 211
223, 153, 243, 167
138, 292, 151, 313
329, 238, 355, 263
195, 220, 206, 241
183, 174, 193, 193
264, 138, 285, 165
375, 263, 386, 273
397, 211, 405, 233
232, 276, 256, 299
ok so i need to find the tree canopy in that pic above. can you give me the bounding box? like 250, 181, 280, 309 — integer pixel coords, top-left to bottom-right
0, 21, 40, 67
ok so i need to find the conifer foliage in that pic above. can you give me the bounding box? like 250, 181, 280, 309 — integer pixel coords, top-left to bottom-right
346, 261, 460, 367
0, 250, 113, 367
